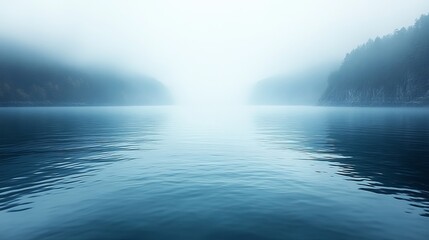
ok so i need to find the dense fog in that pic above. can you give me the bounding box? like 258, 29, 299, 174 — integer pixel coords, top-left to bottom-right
1, 0, 429, 105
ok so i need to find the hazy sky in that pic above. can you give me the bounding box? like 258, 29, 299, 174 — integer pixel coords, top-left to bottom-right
1, 0, 429, 105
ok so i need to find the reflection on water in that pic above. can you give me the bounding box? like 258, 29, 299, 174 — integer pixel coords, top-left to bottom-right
0, 106, 428, 240
0, 107, 165, 212
254, 107, 429, 217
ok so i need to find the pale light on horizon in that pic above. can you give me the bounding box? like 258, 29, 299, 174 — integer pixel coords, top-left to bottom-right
1, 0, 429, 105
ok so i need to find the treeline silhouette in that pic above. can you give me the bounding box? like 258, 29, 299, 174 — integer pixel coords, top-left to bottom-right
321, 14, 429, 106
0, 43, 171, 106
250, 65, 334, 105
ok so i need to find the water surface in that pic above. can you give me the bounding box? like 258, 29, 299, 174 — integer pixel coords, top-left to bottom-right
0, 106, 428, 240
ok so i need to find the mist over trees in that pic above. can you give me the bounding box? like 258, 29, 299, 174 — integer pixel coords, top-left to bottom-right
250, 65, 335, 105
0, 43, 171, 106
320, 14, 429, 106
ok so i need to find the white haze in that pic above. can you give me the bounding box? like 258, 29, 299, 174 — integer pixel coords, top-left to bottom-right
1, 0, 429, 105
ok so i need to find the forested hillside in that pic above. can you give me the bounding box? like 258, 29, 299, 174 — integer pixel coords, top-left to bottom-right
0, 44, 171, 106
250, 65, 334, 105
320, 14, 429, 106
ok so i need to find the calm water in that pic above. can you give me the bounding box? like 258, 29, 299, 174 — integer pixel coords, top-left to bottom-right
0, 106, 428, 240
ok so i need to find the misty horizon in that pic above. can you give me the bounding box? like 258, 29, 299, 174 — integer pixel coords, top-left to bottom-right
1, 2, 429, 240
1, 0, 429, 105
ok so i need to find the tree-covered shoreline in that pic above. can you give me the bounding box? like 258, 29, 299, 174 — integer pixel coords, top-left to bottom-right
320, 14, 429, 106
0, 44, 171, 106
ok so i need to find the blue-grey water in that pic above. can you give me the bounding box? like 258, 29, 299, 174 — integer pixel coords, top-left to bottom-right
0, 106, 428, 240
